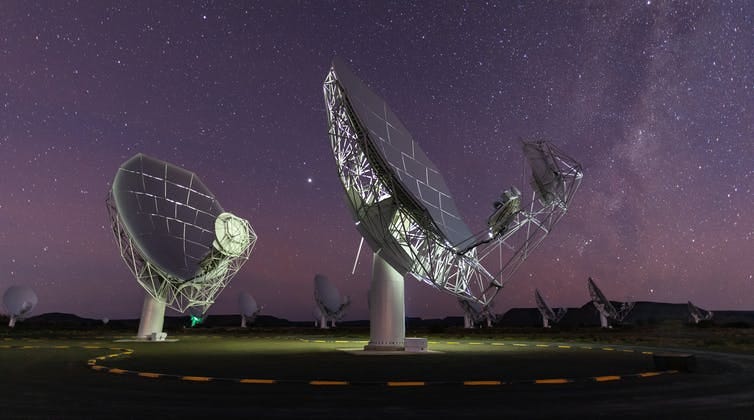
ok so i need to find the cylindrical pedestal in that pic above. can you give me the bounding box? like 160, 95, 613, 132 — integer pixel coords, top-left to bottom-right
8, 316, 17, 328
137, 293, 166, 338
364, 253, 405, 351
320, 313, 328, 329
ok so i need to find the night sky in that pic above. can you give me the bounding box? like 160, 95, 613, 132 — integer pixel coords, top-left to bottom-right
2, 1, 752, 322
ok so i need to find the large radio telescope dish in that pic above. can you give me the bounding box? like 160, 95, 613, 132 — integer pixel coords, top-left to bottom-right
107, 153, 257, 337
314, 274, 350, 329
324, 58, 582, 349
3, 285, 38, 328
324, 58, 582, 305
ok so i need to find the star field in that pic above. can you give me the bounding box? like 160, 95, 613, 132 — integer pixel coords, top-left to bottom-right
1, 1, 751, 320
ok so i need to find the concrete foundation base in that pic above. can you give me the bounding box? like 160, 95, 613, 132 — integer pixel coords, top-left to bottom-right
653, 353, 697, 372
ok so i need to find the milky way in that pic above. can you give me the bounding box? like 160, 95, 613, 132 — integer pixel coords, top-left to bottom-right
1, 1, 751, 320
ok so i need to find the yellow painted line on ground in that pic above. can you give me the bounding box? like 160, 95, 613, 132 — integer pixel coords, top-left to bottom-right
20, 345, 38, 349
622, 349, 634, 353
53, 345, 70, 349
240, 378, 276, 384
0, 345, 11, 349
387, 381, 425, 387
182, 376, 212, 382
78, 339, 676, 387
464, 380, 502, 386
639, 372, 662, 377
581, 346, 593, 349
310, 380, 349, 386
428, 341, 439, 344
535, 378, 570, 384
594, 375, 621, 382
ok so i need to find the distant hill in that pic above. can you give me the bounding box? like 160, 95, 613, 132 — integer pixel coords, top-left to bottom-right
2, 301, 752, 330
496, 301, 754, 328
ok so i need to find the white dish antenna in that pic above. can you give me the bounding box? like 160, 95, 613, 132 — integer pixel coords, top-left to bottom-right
324, 58, 583, 350
534, 288, 567, 328
687, 301, 713, 324
3, 285, 38, 328
313, 274, 350, 329
238, 292, 262, 327
458, 299, 496, 328
107, 153, 257, 338
587, 277, 634, 328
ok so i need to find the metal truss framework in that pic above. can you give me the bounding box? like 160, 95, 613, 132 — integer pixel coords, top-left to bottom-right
106, 194, 256, 314
324, 70, 583, 306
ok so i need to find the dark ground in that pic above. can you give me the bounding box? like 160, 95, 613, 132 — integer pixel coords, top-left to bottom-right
1, 325, 753, 419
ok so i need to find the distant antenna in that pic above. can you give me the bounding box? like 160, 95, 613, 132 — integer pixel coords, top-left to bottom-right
458, 299, 496, 328
313, 274, 350, 329
106, 153, 257, 340
324, 58, 583, 350
534, 288, 567, 328
587, 277, 634, 328
687, 301, 713, 324
2, 286, 38, 328
239, 292, 262, 328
